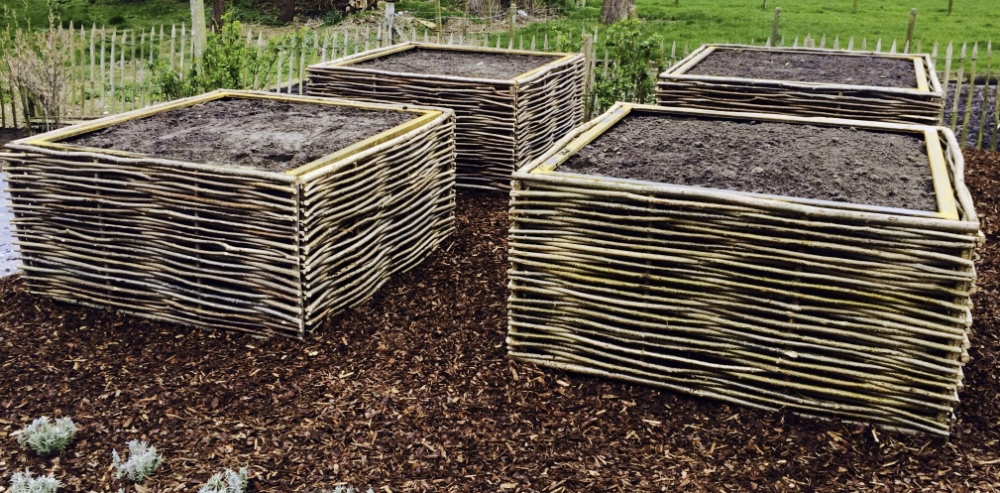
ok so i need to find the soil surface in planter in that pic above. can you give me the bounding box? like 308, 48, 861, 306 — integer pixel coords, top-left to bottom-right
560, 114, 936, 211
687, 49, 918, 88
1, 149, 1000, 492
65, 98, 417, 172
352, 48, 561, 79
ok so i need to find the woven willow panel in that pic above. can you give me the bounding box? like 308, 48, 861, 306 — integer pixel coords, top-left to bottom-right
2, 90, 456, 337
508, 103, 980, 435
306, 42, 586, 191
657, 45, 944, 125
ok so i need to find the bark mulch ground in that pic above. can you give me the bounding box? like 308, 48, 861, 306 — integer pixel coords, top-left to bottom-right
1, 153, 1000, 492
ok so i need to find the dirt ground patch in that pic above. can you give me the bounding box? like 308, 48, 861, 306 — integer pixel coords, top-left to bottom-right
687, 48, 918, 88
351, 48, 562, 80
560, 114, 937, 211
0, 153, 999, 491
66, 98, 416, 172
945, 82, 1000, 150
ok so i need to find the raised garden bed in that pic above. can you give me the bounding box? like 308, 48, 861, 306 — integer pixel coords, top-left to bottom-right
1, 90, 456, 337
306, 42, 586, 191
657, 45, 944, 125
507, 103, 981, 435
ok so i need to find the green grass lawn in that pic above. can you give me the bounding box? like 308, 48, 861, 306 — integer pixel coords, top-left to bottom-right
0, 0, 191, 31
516, 0, 997, 65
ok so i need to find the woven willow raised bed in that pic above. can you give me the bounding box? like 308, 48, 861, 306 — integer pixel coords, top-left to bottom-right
657, 44, 944, 125
306, 42, 586, 191
508, 103, 980, 435
2, 90, 456, 337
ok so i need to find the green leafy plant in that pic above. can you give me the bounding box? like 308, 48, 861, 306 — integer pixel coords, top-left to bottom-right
198, 467, 248, 493
151, 13, 287, 99
592, 19, 665, 113
111, 439, 161, 483
14, 417, 78, 456
226, 0, 282, 26
322, 9, 344, 25
8, 469, 61, 493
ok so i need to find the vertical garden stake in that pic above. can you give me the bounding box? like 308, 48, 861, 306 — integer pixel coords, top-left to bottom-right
905, 8, 917, 54
771, 8, 781, 49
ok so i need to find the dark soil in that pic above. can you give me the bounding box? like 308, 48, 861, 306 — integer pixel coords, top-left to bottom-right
688, 48, 918, 88
64, 98, 417, 172
352, 48, 560, 80
559, 114, 937, 211
944, 81, 1000, 150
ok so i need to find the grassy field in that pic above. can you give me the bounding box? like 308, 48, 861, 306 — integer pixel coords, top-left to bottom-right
0, 0, 191, 30
4, 0, 995, 54
517, 0, 997, 61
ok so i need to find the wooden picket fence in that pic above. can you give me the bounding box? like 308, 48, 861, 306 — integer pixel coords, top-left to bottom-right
0, 22, 997, 150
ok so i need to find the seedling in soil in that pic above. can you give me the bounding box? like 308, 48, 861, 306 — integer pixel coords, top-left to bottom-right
324, 486, 375, 493
8, 469, 61, 493
111, 440, 162, 483
13, 417, 78, 456
198, 467, 248, 493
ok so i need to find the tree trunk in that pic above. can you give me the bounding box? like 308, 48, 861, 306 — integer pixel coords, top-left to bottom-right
211, 0, 226, 32
600, 0, 633, 24
280, 0, 296, 23
190, 0, 208, 61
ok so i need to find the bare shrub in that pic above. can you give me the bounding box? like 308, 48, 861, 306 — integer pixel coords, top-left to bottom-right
0, 10, 73, 131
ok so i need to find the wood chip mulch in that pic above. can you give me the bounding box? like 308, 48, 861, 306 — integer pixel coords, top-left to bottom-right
2, 153, 1000, 492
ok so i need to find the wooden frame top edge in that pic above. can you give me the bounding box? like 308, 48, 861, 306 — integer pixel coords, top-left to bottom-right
306, 42, 581, 84
523, 102, 964, 222
8, 89, 447, 179
661, 44, 939, 95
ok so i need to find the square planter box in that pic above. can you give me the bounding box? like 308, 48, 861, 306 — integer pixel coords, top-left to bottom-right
657, 44, 944, 125
508, 103, 980, 435
2, 90, 456, 337
307, 42, 586, 191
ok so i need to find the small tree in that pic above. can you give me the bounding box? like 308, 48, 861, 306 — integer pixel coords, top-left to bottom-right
152, 15, 287, 99
592, 19, 665, 113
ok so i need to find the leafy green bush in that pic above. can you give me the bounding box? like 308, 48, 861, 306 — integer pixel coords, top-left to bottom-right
322, 9, 344, 25
8, 469, 61, 493
14, 417, 78, 456
152, 14, 288, 99
592, 19, 665, 113
111, 440, 161, 483
226, 0, 282, 26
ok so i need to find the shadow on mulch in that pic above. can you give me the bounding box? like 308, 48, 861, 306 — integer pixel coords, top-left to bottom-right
1, 157, 1000, 491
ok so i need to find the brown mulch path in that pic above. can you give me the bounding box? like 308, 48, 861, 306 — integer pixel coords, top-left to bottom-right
1, 153, 1000, 492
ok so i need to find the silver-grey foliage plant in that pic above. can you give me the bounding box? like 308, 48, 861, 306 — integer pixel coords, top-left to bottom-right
324, 487, 375, 493
9, 469, 61, 493
198, 467, 248, 493
111, 440, 162, 483
14, 417, 78, 456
